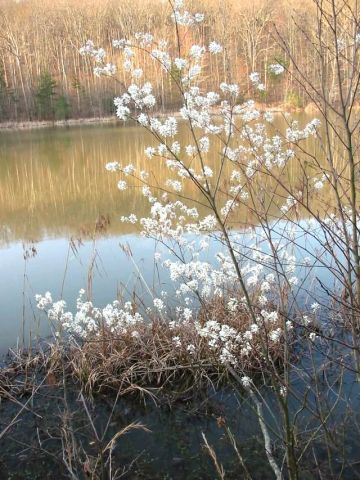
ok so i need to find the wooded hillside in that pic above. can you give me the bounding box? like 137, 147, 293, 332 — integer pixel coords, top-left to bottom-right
0, 0, 321, 121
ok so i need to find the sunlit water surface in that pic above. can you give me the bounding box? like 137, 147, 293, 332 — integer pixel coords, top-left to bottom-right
0, 117, 337, 353
1, 119, 360, 479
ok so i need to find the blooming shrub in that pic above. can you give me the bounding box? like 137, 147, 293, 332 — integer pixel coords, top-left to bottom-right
35, 0, 335, 370
30, 2, 360, 478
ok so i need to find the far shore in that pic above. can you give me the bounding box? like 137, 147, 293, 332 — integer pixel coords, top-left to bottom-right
0, 115, 118, 131
0, 102, 318, 132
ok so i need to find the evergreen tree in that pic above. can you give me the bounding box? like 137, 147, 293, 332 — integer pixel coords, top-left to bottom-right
0, 67, 7, 121
35, 71, 57, 120
55, 95, 71, 120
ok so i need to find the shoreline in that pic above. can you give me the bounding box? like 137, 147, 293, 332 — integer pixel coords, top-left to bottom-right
0, 103, 310, 132
0, 116, 118, 131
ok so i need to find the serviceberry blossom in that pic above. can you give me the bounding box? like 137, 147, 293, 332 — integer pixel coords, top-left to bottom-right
171, 4, 204, 27
220, 82, 239, 96
145, 147, 156, 158
120, 214, 137, 224
269, 63, 285, 75
249, 72, 260, 84
132, 68, 143, 79
36, 291, 144, 338
208, 41, 223, 54
112, 39, 129, 49
153, 298, 165, 311
269, 328, 282, 342
35, 291, 53, 310
189, 45, 206, 59
313, 176, 325, 190
174, 58, 187, 70
117, 180, 127, 191
105, 162, 120, 172
194, 13, 205, 22
198, 136, 210, 153
280, 386, 287, 397
79, 41, 106, 62
241, 376, 252, 389
172, 336, 182, 347
94, 63, 116, 77
311, 303, 320, 313
47, 0, 340, 392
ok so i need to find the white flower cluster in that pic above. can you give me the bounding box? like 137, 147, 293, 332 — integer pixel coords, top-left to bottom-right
208, 41, 223, 54
79, 40, 106, 62
35, 291, 53, 310
72, 0, 332, 383
35, 289, 144, 338
286, 119, 321, 142
79, 40, 118, 78
94, 63, 116, 77
171, 1, 205, 26
36, 227, 301, 367
114, 82, 156, 120
280, 195, 298, 214
269, 63, 285, 75
249, 71, 265, 91
194, 301, 285, 366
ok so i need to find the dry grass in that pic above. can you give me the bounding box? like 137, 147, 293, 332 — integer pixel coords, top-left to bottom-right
3, 301, 285, 407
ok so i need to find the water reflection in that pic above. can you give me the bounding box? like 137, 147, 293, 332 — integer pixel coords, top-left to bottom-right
0, 116, 343, 352
0, 115, 333, 245
0, 234, 159, 353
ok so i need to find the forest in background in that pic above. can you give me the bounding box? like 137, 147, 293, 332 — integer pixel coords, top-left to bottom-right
0, 0, 326, 121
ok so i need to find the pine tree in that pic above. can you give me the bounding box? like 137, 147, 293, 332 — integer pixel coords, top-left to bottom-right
35, 72, 57, 120
55, 95, 71, 120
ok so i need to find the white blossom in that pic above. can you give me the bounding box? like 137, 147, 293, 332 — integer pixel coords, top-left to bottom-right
117, 180, 128, 191
269, 63, 285, 75
208, 41, 223, 54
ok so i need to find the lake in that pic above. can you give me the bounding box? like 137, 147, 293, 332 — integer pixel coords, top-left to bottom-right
0, 116, 332, 354
1, 117, 360, 480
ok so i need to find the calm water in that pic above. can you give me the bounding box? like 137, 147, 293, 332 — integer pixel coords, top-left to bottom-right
0, 117, 334, 353
1, 119, 360, 479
